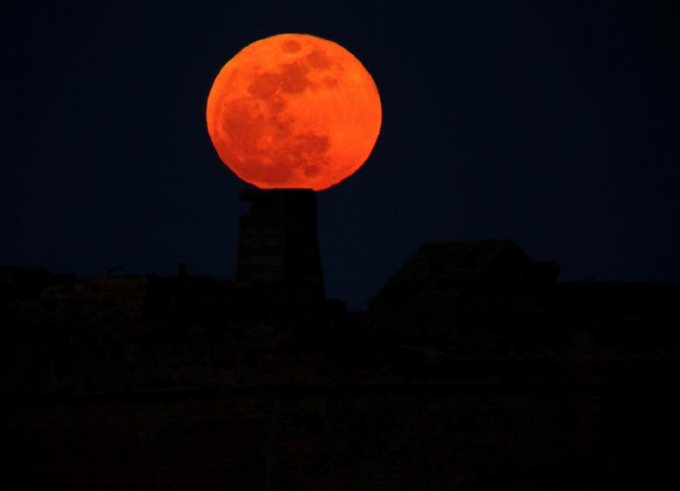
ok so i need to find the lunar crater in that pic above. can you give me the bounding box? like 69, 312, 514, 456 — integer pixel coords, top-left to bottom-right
306, 49, 333, 69
281, 39, 301, 53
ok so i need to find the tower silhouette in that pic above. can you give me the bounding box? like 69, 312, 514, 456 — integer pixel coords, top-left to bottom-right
234, 189, 325, 320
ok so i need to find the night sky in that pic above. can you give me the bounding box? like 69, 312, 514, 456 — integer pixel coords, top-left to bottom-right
2, 1, 679, 309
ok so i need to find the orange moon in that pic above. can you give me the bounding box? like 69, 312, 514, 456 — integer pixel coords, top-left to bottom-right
206, 33, 382, 191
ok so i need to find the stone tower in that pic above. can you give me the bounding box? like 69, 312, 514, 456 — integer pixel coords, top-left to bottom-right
235, 189, 325, 319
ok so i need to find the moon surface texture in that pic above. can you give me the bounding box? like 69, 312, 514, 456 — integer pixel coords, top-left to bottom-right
206, 34, 382, 191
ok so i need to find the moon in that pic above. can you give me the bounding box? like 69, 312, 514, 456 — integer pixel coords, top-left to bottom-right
206, 33, 382, 191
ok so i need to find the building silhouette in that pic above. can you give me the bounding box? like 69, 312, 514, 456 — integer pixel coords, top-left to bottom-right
1, 190, 678, 489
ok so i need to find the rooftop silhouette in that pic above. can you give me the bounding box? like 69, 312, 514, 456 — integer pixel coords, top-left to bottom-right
1, 189, 678, 489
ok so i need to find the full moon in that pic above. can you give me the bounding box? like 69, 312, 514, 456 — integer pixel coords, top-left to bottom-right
206, 33, 382, 191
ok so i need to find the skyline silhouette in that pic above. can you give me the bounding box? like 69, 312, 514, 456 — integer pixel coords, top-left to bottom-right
2, 1, 680, 310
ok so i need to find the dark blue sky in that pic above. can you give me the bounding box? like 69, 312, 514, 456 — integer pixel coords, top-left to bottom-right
2, 0, 679, 309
